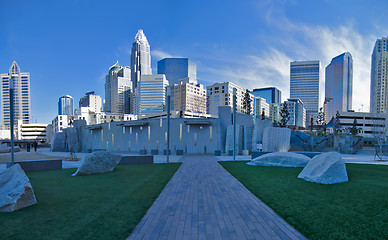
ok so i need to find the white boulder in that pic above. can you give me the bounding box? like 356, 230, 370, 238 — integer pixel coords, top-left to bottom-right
262, 127, 291, 152
0, 164, 37, 212
248, 152, 310, 167
298, 152, 348, 184
72, 151, 121, 176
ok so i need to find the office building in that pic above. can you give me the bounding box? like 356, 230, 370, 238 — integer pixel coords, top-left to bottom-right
16, 120, 48, 142
79, 91, 102, 113
251, 87, 281, 104
207, 82, 252, 116
325, 52, 353, 122
135, 74, 169, 116
58, 95, 74, 115
173, 78, 206, 114
290, 60, 321, 122
269, 104, 281, 123
1, 61, 31, 126
105, 61, 132, 114
131, 29, 152, 91
370, 36, 388, 113
253, 97, 269, 120
157, 58, 197, 86
280, 99, 306, 128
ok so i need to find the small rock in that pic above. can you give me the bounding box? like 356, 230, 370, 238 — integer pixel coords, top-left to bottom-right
72, 151, 121, 176
0, 164, 37, 212
298, 152, 348, 184
248, 152, 310, 167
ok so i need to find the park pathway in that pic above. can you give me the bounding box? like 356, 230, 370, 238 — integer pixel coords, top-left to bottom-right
127, 156, 307, 240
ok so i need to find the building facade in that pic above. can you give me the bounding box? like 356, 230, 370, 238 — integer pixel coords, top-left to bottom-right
280, 99, 306, 128
0, 61, 31, 126
105, 62, 131, 114
157, 58, 197, 86
131, 29, 152, 91
370, 36, 388, 113
251, 87, 281, 104
79, 91, 102, 113
325, 52, 353, 122
16, 120, 48, 142
58, 95, 74, 115
207, 82, 252, 116
173, 78, 206, 114
253, 97, 269, 120
290, 60, 321, 122
135, 74, 169, 116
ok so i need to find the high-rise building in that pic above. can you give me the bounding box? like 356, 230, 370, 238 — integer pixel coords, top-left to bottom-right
136, 74, 169, 116
58, 95, 74, 115
206, 82, 252, 116
131, 29, 152, 91
253, 97, 269, 120
325, 52, 353, 122
1, 61, 31, 126
290, 60, 321, 122
173, 78, 206, 114
280, 98, 306, 128
79, 91, 102, 113
105, 61, 132, 114
370, 36, 388, 113
251, 87, 281, 104
157, 58, 197, 86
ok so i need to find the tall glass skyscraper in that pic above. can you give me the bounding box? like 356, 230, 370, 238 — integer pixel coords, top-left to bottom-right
325, 52, 353, 122
1, 61, 31, 126
131, 29, 152, 91
157, 58, 197, 86
290, 60, 321, 122
58, 95, 74, 115
251, 87, 281, 104
370, 36, 388, 113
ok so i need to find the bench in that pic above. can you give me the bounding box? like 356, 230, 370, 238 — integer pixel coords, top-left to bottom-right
118, 155, 153, 165
7, 159, 62, 172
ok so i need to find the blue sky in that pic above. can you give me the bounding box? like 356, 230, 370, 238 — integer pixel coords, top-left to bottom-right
1, 0, 387, 124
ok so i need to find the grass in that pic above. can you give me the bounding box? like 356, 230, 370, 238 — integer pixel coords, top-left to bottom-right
0, 152, 68, 164
219, 161, 388, 240
0, 163, 181, 240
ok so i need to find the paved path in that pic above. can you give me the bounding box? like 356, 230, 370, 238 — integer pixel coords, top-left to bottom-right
128, 156, 307, 240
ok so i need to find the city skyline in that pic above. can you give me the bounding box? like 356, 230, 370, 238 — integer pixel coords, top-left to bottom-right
1, 1, 388, 124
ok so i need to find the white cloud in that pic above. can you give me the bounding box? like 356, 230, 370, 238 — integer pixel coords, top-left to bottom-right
151, 50, 181, 61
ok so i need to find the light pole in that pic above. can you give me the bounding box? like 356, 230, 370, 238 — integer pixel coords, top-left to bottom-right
10, 77, 15, 166
166, 93, 170, 163
233, 88, 236, 163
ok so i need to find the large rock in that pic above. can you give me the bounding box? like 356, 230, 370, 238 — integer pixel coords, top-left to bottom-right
225, 124, 244, 155
298, 152, 348, 184
248, 152, 310, 167
0, 164, 37, 212
262, 127, 291, 152
72, 151, 121, 176
0, 143, 8, 153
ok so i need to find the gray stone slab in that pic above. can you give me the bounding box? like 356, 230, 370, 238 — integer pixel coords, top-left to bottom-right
7, 159, 62, 172
127, 156, 306, 240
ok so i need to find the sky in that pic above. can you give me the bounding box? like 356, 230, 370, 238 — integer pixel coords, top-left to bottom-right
1, 0, 387, 124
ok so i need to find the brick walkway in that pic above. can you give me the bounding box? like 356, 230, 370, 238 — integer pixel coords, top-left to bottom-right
127, 156, 307, 240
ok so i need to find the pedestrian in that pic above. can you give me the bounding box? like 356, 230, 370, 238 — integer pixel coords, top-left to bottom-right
27, 142, 30, 152
34, 141, 37, 152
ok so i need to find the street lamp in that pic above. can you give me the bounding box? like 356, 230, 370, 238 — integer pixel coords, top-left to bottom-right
9, 77, 15, 166
233, 88, 236, 163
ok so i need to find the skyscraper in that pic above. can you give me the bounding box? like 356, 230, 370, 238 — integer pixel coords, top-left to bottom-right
290, 60, 321, 121
251, 87, 281, 104
130, 29, 152, 91
79, 91, 102, 113
325, 52, 353, 122
370, 36, 388, 113
105, 61, 132, 114
136, 74, 169, 116
58, 95, 74, 115
1, 61, 31, 126
157, 58, 197, 86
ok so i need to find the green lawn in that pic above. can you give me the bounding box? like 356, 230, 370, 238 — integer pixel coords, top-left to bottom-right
0, 163, 181, 240
220, 162, 388, 240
